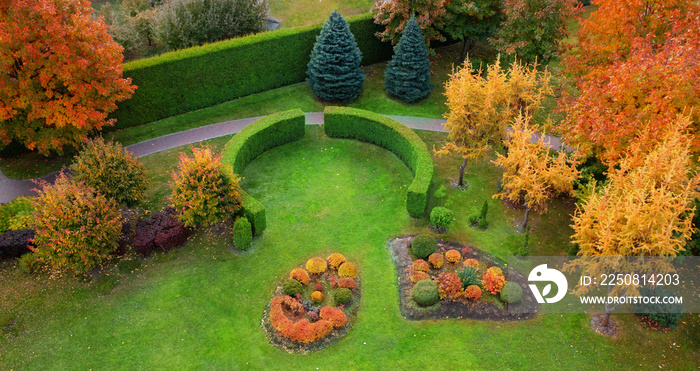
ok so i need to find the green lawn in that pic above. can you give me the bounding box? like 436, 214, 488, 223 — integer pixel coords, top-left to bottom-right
2, 125, 698, 369
269, 0, 375, 27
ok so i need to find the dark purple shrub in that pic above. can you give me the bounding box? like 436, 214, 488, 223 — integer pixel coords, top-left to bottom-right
133, 207, 190, 257
0, 229, 35, 260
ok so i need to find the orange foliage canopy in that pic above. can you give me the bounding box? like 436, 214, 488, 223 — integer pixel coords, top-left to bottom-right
560, 0, 700, 164
0, 0, 135, 155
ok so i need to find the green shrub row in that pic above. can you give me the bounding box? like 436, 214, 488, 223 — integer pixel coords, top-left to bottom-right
222, 109, 306, 235
323, 106, 433, 217
109, 13, 392, 130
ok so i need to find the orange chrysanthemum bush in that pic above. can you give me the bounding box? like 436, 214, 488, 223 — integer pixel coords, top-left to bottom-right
319, 306, 348, 328
338, 262, 358, 278
482, 269, 506, 295
169, 147, 242, 228
411, 271, 430, 283
463, 285, 482, 301
31, 173, 122, 274
436, 272, 463, 299
445, 249, 461, 263
306, 257, 328, 275
412, 259, 430, 272
326, 253, 347, 270
463, 258, 479, 269
335, 277, 357, 290
290, 268, 310, 285
428, 253, 444, 269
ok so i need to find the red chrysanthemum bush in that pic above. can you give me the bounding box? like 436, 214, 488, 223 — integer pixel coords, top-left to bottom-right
428, 253, 444, 269
338, 262, 358, 278
482, 269, 506, 295
31, 173, 122, 274
436, 272, 463, 299
306, 257, 328, 274
269, 296, 334, 344
290, 268, 310, 285
326, 253, 347, 270
463, 258, 479, 269
335, 277, 357, 290
412, 259, 430, 272
445, 249, 461, 263
463, 285, 482, 301
169, 146, 242, 228
411, 271, 430, 283
320, 306, 348, 328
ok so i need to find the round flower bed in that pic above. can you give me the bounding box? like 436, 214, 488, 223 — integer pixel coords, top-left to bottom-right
387, 236, 538, 321
261, 253, 361, 353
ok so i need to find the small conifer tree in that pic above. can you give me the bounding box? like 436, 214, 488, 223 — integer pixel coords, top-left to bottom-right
307, 10, 364, 102
384, 16, 433, 103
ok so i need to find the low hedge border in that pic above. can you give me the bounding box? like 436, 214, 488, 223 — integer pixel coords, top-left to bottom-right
222, 109, 306, 235
323, 107, 433, 217
109, 13, 392, 130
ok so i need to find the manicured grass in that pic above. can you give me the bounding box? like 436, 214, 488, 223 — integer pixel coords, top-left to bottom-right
269, 0, 374, 28
2, 125, 698, 369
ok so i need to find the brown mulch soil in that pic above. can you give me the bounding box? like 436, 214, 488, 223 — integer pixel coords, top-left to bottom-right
260, 271, 362, 354
388, 236, 539, 321
590, 314, 619, 337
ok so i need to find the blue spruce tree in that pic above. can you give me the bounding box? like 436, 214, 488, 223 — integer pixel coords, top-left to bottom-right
384, 16, 433, 103
307, 10, 364, 102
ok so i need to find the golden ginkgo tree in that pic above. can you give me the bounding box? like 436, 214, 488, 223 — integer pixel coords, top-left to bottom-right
492, 113, 580, 232
437, 57, 551, 187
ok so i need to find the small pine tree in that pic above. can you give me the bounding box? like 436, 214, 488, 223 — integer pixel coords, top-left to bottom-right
306, 10, 365, 102
384, 16, 433, 103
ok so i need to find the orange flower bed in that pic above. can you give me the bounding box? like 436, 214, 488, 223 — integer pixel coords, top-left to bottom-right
269, 296, 334, 344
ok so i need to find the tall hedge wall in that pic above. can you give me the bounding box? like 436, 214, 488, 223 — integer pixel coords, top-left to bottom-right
323, 107, 433, 217
110, 13, 392, 130
222, 109, 306, 234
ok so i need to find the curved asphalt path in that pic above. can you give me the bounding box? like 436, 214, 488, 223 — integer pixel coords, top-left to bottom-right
0, 113, 567, 204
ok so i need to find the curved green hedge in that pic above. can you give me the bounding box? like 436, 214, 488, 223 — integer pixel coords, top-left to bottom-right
222, 109, 306, 234
109, 13, 392, 130
323, 107, 433, 217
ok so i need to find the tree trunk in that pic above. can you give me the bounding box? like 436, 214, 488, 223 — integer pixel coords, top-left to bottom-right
522, 205, 530, 232
458, 157, 468, 186
457, 38, 475, 64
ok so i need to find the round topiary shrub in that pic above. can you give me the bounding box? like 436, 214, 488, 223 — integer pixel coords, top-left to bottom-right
335, 277, 357, 290
445, 249, 461, 263
412, 259, 430, 272
428, 253, 444, 269
290, 268, 310, 286
283, 278, 304, 296
411, 234, 436, 259
327, 253, 347, 270
338, 262, 358, 278
334, 288, 352, 305
464, 285, 482, 301
500, 281, 523, 304
430, 206, 453, 232
410, 271, 430, 283
311, 291, 324, 304
412, 279, 439, 307
463, 258, 479, 269
306, 257, 328, 275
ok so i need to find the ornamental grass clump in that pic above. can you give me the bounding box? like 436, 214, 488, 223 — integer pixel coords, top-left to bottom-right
169, 146, 242, 228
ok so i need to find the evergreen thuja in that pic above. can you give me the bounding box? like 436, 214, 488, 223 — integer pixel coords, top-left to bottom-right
384, 16, 433, 103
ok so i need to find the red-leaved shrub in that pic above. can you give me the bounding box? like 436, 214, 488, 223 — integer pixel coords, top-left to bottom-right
412, 259, 430, 272
335, 277, 357, 290
436, 272, 462, 299
319, 306, 347, 328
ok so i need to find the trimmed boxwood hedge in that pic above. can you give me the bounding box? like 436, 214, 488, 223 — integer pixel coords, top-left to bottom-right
109, 13, 392, 130
323, 106, 433, 217
222, 109, 306, 235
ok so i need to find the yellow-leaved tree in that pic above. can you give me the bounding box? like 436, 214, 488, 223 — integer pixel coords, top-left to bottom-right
437, 57, 551, 187
567, 115, 700, 327
492, 113, 580, 231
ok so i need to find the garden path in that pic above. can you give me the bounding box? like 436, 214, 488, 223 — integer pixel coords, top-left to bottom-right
0, 113, 567, 203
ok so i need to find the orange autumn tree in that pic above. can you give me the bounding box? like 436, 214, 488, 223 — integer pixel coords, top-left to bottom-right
372, 0, 447, 48
437, 57, 552, 187
0, 0, 136, 155
567, 116, 700, 326
492, 114, 580, 231
560, 0, 700, 164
